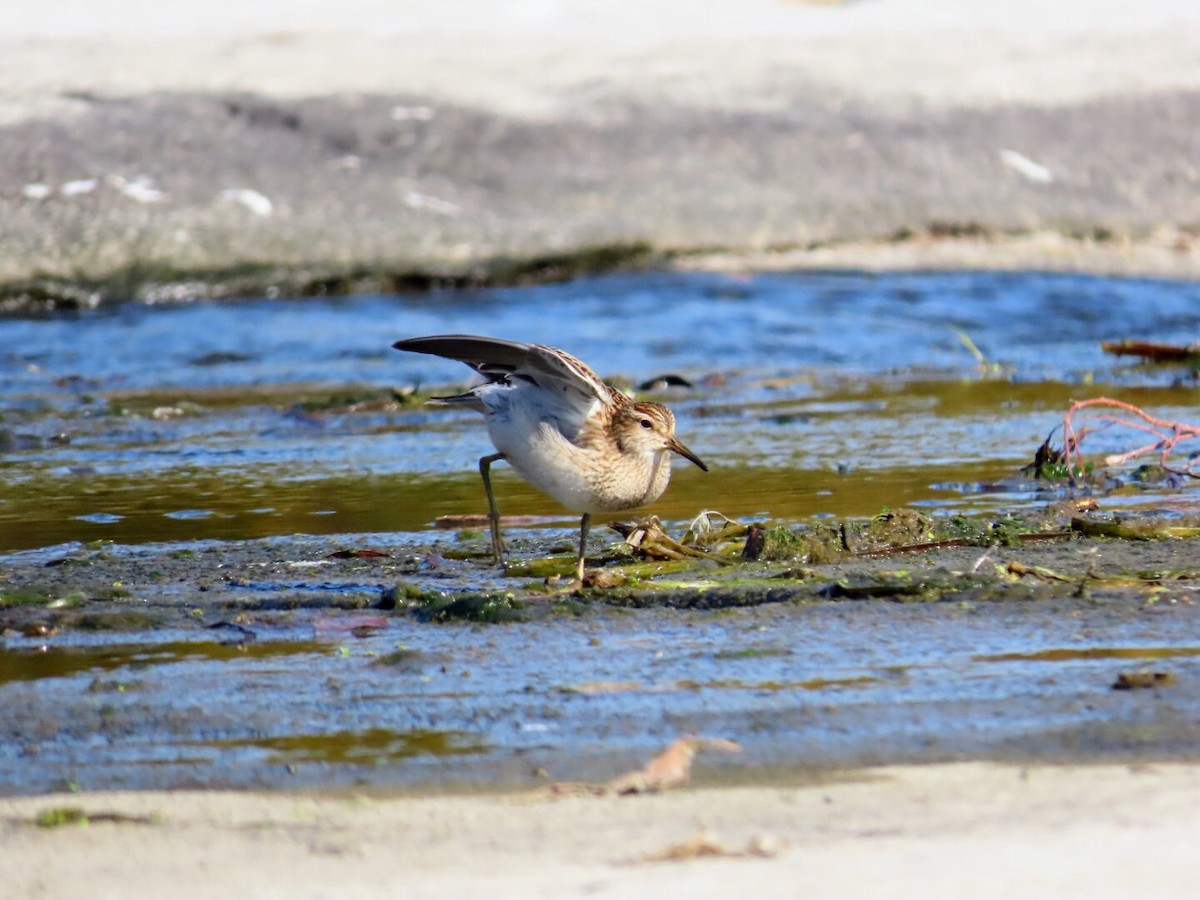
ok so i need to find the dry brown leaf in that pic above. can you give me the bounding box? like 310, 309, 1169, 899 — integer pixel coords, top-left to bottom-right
633, 830, 784, 864
608, 736, 742, 795
641, 831, 729, 862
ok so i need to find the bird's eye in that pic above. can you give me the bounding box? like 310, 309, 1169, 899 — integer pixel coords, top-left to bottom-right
639, 419, 653, 429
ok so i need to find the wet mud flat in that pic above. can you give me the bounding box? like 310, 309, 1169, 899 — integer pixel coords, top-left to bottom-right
3, 268, 1200, 797
2, 526, 1199, 797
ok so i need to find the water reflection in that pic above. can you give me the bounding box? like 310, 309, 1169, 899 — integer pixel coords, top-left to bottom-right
2, 270, 1198, 552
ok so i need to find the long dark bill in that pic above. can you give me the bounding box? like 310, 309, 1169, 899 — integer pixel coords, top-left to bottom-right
667, 437, 709, 472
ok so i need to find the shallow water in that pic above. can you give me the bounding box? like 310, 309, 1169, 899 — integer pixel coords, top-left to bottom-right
2, 270, 1199, 552
1, 599, 1198, 795
3, 269, 1200, 795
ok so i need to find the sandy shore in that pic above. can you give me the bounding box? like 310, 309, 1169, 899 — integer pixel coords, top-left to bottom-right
2, 0, 1199, 301
3, 0, 1199, 117
3, 762, 1198, 899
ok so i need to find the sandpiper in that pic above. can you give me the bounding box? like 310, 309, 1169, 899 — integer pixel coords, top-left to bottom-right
393, 334, 708, 581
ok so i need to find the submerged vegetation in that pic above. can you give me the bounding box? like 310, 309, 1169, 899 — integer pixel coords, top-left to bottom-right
3, 499, 1199, 632
4, 270, 1200, 616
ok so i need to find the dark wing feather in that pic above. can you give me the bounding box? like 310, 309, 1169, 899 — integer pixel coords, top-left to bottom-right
392, 335, 533, 381
393, 334, 611, 404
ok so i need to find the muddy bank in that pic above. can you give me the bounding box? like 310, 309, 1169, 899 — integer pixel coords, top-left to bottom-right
3, 89, 1199, 309
3, 522, 1200, 795
5, 515, 1200, 615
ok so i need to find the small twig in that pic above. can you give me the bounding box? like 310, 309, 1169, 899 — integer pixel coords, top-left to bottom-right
1061, 397, 1200, 483
852, 531, 1070, 560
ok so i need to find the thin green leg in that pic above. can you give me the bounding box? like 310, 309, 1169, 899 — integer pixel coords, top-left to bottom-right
575, 512, 592, 582
479, 453, 507, 565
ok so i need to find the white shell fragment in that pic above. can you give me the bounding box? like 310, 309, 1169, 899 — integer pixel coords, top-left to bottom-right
999, 149, 1055, 184
403, 190, 460, 216
111, 175, 166, 202
61, 178, 98, 196
220, 188, 275, 217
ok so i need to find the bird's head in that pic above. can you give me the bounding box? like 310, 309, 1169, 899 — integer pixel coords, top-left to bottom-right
617, 402, 708, 471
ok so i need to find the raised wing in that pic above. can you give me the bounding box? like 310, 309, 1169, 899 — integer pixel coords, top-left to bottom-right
393, 334, 612, 404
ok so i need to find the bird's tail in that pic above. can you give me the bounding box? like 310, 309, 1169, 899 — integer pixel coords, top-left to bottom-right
428, 390, 487, 412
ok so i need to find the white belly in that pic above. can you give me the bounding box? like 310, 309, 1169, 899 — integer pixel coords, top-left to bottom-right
481, 388, 671, 513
